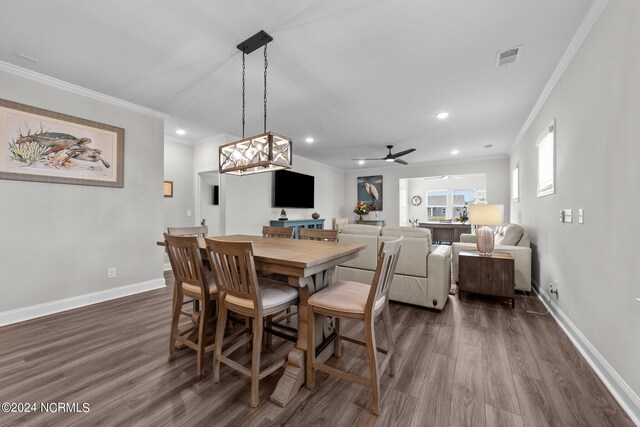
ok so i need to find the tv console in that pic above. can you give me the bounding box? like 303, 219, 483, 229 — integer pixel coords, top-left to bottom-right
269, 219, 325, 239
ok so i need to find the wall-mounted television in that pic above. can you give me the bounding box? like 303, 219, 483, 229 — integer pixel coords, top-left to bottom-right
273, 170, 314, 208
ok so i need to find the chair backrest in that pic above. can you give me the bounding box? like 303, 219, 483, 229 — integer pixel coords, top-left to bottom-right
205, 238, 262, 310
299, 228, 338, 242
334, 217, 348, 231
367, 238, 402, 313
262, 226, 294, 239
167, 226, 208, 237
163, 233, 209, 297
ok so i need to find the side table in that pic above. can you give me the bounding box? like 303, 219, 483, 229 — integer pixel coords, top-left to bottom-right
458, 250, 515, 308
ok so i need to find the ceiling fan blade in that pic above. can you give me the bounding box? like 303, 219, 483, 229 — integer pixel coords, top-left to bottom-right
394, 158, 408, 165
391, 148, 416, 158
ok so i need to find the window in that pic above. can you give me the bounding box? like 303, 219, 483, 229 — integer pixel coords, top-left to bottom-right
537, 121, 555, 197
452, 188, 475, 218
512, 164, 519, 201
427, 190, 448, 221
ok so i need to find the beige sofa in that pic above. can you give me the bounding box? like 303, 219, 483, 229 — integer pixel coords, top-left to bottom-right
452, 223, 532, 292
336, 225, 451, 310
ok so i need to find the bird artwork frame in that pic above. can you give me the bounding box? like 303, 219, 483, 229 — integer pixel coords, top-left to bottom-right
357, 175, 383, 211
0, 98, 124, 188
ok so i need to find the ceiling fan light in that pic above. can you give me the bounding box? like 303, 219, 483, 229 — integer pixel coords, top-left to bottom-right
358, 160, 365, 165
385, 158, 394, 162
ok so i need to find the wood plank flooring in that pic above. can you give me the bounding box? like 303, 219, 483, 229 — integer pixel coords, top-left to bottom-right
0, 275, 633, 427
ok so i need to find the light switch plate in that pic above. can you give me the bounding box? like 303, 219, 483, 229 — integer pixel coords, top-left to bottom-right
578, 209, 584, 224
187, 210, 192, 217
562, 209, 572, 223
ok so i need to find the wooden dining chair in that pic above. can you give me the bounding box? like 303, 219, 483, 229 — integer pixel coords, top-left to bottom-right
334, 217, 348, 231
262, 226, 294, 239
306, 238, 402, 415
167, 226, 208, 237
164, 233, 218, 378
205, 238, 299, 408
299, 228, 339, 242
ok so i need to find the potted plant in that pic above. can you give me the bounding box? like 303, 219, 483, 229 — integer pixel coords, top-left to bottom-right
455, 204, 469, 223
353, 201, 370, 221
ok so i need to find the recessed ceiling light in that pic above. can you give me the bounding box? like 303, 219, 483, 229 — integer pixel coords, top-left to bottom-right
450, 149, 459, 155
305, 137, 314, 143
176, 129, 186, 136
436, 112, 449, 120
358, 160, 365, 165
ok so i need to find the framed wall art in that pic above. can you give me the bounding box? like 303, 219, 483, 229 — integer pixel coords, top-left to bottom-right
0, 98, 124, 188
357, 175, 383, 211
164, 180, 173, 197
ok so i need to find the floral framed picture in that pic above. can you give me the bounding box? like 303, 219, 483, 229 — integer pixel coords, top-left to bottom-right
0, 98, 124, 187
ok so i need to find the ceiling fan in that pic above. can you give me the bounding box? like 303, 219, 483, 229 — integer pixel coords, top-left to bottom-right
352, 145, 416, 165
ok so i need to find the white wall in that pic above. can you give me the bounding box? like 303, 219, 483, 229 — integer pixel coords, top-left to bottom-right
509, 0, 640, 412
193, 134, 345, 235
164, 138, 194, 229
344, 157, 509, 227
199, 171, 220, 235
0, 69, 165, 313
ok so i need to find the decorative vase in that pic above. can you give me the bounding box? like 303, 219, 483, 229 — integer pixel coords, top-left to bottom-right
311, 212, 320, 219
358, 215, 364, 221
476, 226, 495, 255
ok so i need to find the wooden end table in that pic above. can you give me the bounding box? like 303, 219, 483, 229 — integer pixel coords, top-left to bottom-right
458, 250, 515, 308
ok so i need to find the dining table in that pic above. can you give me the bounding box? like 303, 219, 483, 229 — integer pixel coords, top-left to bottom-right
158, 234, 366, 407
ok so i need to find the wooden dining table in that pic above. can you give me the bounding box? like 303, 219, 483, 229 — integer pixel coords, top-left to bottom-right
159, 234, 366, 407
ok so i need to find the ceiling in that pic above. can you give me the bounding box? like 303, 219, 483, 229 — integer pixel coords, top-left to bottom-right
0, 0, 595, 170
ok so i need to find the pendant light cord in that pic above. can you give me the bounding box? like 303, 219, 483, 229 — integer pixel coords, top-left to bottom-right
242, 52, 246, 139
264, 43, 268, 134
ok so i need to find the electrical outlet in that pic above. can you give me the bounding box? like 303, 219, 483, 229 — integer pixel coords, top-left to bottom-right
578, 209, 584, 224
187, 210, 192, 217
562, 209, 572, 223
107, 267, 117, 279
549, 280, 559, 294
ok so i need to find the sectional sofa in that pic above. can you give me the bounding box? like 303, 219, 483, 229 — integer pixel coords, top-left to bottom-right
336, 225, 451, 310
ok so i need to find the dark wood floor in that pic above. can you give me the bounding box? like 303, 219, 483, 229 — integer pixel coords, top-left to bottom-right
0, 275, 633, 427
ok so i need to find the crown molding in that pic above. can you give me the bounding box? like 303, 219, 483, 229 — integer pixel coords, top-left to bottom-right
510, 0, 609, 153
0, 60, 169, 119
164, 135, 195, 146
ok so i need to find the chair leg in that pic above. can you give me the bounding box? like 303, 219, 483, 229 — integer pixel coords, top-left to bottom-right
214, 302, 227, 384
196, 297, 209, 378
306, 306, 316, 389
265, 316, 273, 348
334, 317, 342, 359
382, 305, 395, 377
168, 289, 182, 362
250, 315, 263, 408
364, 318, 380, 415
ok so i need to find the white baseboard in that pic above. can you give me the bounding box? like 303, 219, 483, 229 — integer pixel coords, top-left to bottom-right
0, 278, 166, 327
531, 279, 640, 426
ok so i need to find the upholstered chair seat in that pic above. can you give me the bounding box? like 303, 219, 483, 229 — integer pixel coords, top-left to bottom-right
308, 281, 386, 314
225, 279, 298, 309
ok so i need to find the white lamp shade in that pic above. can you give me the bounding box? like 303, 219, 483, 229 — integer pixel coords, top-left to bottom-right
468, 204, 504, 226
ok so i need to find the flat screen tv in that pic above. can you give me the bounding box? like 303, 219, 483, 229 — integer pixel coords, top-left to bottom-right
273, 170, 314, 208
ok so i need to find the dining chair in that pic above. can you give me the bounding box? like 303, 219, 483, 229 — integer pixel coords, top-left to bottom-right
305, 238, 402, 415
299, 228, 339, 242
262, 226, 294, 239
334, 217, 348, 231
205, 238, 299, 408
167, 226, 208, 237
164, 233, 218, 378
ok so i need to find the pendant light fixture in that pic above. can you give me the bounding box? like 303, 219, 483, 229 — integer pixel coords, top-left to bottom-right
219, 30, 292, 176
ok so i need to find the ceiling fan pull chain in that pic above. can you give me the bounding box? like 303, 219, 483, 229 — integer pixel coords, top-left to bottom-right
264, 43, 268, 134
242, 52, 246, 139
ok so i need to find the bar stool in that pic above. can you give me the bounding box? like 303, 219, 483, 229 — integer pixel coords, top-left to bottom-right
306, 238, 402, 415
205, 238, 299, 408
164, 233, 218, 378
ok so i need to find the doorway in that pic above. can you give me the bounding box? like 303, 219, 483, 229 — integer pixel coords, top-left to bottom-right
196, 170, 224, 236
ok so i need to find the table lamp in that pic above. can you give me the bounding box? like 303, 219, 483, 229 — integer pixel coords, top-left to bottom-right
469, 204, 504, 255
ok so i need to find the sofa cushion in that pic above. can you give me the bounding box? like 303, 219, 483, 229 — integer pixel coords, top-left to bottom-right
379, 236, 428, 277
338, 234, 379, 270
495, 223, 524, 246
381, 226, 432, 248
339, 224, 382, 236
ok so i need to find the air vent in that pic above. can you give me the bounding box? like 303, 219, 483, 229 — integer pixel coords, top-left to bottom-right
496, 45, 522, 67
